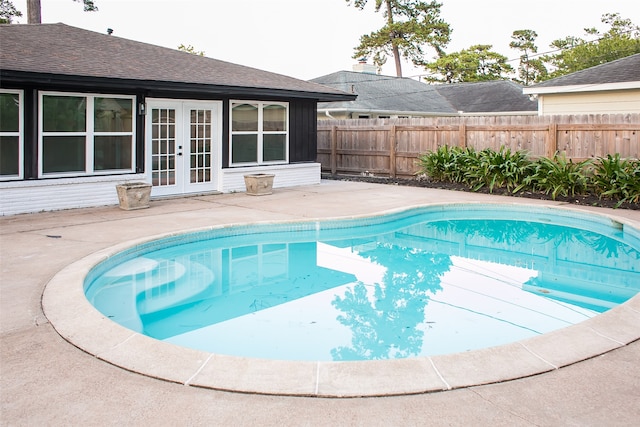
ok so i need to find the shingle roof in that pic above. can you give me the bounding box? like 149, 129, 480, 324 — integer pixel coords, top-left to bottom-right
434, 80, 537, 113
0, 23, 354, 102
311, 71, 457, 114
311, 71, 536, 114
529, 53, 640, 89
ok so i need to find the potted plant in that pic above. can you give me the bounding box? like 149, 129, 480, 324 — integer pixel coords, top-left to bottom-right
115, 182, 152, 210
243, 173, 275, 196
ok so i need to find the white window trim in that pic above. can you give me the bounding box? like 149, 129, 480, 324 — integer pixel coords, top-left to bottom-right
0, 89, 24, 181
38, 91, 136, 178
229, 100, 289, 167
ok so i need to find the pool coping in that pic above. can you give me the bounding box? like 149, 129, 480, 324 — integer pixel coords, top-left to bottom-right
41, 202, 640, 398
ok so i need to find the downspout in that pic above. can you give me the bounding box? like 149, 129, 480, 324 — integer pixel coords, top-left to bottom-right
324, 110, 336, 120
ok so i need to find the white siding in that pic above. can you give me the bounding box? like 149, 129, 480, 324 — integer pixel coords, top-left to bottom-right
0, 174, 147, 216
221, 163, 321, 193
540, 89, 640, 115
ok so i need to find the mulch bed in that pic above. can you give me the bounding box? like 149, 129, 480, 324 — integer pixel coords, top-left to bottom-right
322, 174, 639, 211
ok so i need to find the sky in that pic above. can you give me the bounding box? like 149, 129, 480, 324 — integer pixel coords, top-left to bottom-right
10, 0, 640, 80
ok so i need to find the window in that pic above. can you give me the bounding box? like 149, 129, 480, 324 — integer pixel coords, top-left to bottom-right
230, 101, 288, 166
40, 92, 135, 176
0, 90, 23, 180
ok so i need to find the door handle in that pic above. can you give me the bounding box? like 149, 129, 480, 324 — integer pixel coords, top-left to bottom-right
177, 152, 183, 156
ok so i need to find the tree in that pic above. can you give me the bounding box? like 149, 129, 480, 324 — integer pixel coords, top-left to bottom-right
177, 44, 205, 56
423, 44, 513, 83
0, 0, 22, 23
25, 0, 97, 24
509, 29, 547, 85
346, 0, 451, 77
542, 13, 640, 78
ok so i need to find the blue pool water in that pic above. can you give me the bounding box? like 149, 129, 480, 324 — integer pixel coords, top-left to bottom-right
85, 205, 640, 361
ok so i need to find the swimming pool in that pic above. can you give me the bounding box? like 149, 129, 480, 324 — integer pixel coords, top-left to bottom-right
84, 204, 639, 362
43, 202, 640, 397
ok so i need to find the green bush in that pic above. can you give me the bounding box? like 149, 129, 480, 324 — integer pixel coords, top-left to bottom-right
592, 154, 640, 207
416, 145, 468, 183
416, 146, 638, 207
525, 153, 591, 200
463, 147, 534, 193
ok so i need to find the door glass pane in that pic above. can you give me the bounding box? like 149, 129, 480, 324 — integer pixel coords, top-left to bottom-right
94, 136, 132, 170
0, 93, 19, 132
0, 136, 19, 175
263, 134, 286, 161
42, 136, 85, 173
232, 134, 257, 163
232, 103, 258, 131
94, 98, 133, 132
151, 108, 176, 187
43, 95, 86, 132
263, 104, 286, 131
189, 108, 213, 184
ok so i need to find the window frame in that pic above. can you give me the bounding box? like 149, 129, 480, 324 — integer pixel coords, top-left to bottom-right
0, 89, 24, 181
229, 100, 289, 167
38, 91, 136, 178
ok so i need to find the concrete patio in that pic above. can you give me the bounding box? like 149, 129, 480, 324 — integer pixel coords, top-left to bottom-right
1, 180, 639, 425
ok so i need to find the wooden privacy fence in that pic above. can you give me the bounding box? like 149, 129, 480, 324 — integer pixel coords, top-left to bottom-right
317, 114, 640, 178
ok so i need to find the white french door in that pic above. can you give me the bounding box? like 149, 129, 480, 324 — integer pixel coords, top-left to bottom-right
146, 100, 221, 197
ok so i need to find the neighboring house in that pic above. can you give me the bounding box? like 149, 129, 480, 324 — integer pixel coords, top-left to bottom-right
523, 53, 640, 115
432, 80, 537, 115
0, 23, 354, 215
311, 70, 456, 119
311, 65, 536, 120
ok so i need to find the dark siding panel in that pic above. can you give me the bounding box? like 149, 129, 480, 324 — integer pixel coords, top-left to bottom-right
136, 94, 145, 173
289, 99, 317, 163
222, 100, 230, 168
24, 89, 38, 179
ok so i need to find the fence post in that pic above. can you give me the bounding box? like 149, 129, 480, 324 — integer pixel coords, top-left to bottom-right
389, 125, 397, 178
331, 125, 337, 176
458, 123, 467, 148
547, 123, 558, 158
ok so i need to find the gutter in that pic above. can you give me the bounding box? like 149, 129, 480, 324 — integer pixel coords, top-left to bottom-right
523, 81, 640, 95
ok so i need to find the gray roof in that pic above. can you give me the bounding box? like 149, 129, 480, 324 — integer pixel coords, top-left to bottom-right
311, 71, 536, 114
529, 53, 640, 89
434, 80, 536, 113
311, 71, 457, 114
0, 23, 354, 102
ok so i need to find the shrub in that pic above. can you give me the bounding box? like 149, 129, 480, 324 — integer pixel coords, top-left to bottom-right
462, 147, 534, 193
416, 145, 468, 183
591, 154, 640, 207
525, 153, 591, 200
416, 146, 636, 207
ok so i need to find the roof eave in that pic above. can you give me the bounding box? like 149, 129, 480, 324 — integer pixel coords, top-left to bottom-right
523, 81, 640, 95
318, 107, 458, 117
0, 70, 357, 102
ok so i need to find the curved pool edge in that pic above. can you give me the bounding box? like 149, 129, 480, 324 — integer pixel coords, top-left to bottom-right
41, 202, 640, 398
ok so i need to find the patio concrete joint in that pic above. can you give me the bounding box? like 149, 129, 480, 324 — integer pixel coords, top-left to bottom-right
185, 353, 215, 386
518, 342, 559, 369
587, 327, 627, 346
427, 357, 452, 390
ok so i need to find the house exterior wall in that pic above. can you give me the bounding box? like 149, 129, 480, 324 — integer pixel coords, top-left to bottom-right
221, 162, 321, 193
0, 174, 146, 216
539, 89, 640, 115
1, 83, 322, 215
